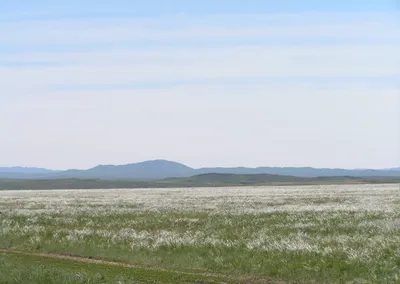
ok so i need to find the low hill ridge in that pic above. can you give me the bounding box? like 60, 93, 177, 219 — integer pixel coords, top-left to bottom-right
0, 160, 399, 180
1, 173, 399, 190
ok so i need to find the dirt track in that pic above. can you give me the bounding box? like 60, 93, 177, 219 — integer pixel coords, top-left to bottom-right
0, 249, 287, 284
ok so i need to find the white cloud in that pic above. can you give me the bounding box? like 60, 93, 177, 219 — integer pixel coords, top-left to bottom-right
1, 11, 398, 94
1, 44, 399, 96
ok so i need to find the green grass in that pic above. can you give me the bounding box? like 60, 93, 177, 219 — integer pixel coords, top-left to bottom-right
0, 252, 241, 284
1, 185, 399, 283
2, 211, 399, 283
1, 174, 399, 190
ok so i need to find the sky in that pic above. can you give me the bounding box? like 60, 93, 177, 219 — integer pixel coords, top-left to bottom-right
1, 0, 399, 170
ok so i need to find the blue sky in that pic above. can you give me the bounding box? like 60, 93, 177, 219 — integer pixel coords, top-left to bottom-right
1, 0, 396, 17
1, 1, 399, 169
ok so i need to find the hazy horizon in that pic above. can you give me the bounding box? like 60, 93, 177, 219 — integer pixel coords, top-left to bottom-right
1, 1, 399, 170
1, 158, 399, 172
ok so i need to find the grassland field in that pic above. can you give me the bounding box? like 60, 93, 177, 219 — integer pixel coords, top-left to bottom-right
0, 184, 399, 283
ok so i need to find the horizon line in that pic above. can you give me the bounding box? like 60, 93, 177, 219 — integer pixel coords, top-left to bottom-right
0, 159, 399, 172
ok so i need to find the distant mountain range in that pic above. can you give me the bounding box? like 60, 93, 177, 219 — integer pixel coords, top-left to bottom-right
0, 167, 58, 174
386, 167, 400, 171
0, 160, 399, 180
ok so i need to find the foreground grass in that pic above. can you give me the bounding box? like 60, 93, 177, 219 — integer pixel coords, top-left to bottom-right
0, 251, 246, 284
1, 185, 399, 283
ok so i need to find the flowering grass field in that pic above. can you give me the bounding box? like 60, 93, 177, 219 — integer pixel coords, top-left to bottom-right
0, 184, 399, 283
